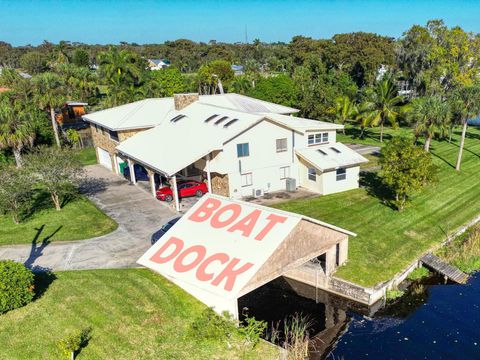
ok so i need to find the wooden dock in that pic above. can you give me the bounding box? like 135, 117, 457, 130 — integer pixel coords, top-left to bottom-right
420, 253, 469, 284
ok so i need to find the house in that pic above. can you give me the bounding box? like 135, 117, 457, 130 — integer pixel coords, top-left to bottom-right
56, 101, 88, 128
231, 64, 244, 76
146, 59, 171, 70
83, 93, 367, 211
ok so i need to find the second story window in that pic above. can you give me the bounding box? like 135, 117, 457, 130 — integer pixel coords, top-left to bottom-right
276, 138, 287, 152
237, 143, 250, 158
308, 132, 329, 145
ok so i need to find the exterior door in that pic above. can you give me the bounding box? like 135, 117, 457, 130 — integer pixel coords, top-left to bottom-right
97, 147, 112, 171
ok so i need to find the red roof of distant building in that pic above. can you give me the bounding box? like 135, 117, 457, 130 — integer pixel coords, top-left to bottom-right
0, 87, 10, 93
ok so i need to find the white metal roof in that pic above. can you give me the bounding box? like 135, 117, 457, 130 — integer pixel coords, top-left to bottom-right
82, 94, 298, 131
199, 93, 299, 114
296, 143, 369, 172
82, 98, 175, 131
116, 103, 264, 176
264, 113, 344, 133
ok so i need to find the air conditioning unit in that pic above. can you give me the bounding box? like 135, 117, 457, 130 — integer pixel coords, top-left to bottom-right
286, 178, 296, 192
252, 188, 264, 198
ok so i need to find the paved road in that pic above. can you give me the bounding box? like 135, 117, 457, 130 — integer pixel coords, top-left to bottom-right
0, 165, 176, 271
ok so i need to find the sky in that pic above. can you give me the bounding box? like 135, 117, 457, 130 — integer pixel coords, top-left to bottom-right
1, 0, 480, 46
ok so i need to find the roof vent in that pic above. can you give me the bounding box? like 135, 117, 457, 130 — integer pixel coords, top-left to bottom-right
214, 116, 229, 125
205, 114, 219, 123
330, 147, 341, 153
170, 114, 186, 123
317, 149, 328, 156
224, 118, 239, 128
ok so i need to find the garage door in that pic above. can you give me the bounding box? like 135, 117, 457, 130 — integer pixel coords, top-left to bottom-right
97, 147, 112, 171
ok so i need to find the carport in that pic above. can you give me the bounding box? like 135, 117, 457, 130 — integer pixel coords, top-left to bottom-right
138, 194, 354, 319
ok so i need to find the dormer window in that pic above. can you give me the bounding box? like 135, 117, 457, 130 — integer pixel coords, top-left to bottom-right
308, 132, 329, 146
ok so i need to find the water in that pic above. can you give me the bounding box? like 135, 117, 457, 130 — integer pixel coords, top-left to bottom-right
239, 274, 480, 360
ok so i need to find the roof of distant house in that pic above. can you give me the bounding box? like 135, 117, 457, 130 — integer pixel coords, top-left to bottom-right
82, 93, 299, 131
148, 59, 170, 66
231, 64, 244, 71
296, 143, 368, 172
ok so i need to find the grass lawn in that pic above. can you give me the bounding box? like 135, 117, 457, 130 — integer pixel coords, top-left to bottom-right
275, 125, 480, 287
0, 195, 117, 246
75, 147, 97, 166
0, 269, 277, 360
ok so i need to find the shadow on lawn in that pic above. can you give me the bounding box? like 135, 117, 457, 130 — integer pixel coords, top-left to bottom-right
344, 127, 395, 142
360, 171, 396, 210
32, 269, 57, 301
24, 224, 62, 270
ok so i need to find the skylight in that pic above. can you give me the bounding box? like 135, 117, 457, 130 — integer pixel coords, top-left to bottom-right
204, 114, 219, 123
317, 149, 328, 156
330, 147, 341, 153
170, 114, 186, 123
214, 116, 229, 125
224, 119, 239, 128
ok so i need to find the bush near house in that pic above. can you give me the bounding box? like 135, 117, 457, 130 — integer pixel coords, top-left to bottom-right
0, 260, 34, 313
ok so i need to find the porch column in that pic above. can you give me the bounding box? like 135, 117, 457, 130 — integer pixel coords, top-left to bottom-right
206, 154, 212, 193
127, 159, 136, 185
147, 169, 156, 197
172, 175, 180, 212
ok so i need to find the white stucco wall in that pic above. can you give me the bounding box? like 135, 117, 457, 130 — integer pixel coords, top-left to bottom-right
322, 166, 361, 195
298, 158, 324, 194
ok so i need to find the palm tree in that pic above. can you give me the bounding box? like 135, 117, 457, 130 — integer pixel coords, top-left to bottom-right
332, 95, 357, 134
354, 101, 376, 138
0, 99, 37, 167
32, 72, 64, 148
409, 96, 451, 152
450, 85, 480, 171
230, 76, 252, 95
98, 47, 144, 87
364, 78, 403, 142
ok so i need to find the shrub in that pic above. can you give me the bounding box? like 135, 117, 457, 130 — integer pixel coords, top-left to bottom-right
57, 327, 92, 360
189, 308, 235, 340
385, 289, 405, 301
407, 266, 431, 281
438, 225, 480, 273
0, 260, 34, 313
239, 316, 267, 348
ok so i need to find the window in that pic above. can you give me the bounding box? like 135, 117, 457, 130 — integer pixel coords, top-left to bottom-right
241, 173, 253, 187
109, 130, 119, 142
280, 166, 290, 180
276, 138, 287, 152
308, 132, 329, 145
95, 124, 100, 133
308, 167, 316, 181
237, 143, 250, 157
336, 168, 346, 181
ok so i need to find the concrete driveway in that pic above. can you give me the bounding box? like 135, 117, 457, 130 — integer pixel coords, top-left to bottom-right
0, 165, 176, 271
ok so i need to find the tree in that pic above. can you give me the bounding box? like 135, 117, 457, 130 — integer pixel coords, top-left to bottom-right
146, 67, 187, 97
230, 76, 252, 95
450, 85, 480, 170
0, 165, 33, 224
331, 95, 357, 134
379, 137, 437, 211
19, 51, 48, 74
197, 60, 234, 94
71, 48, 90, 67
363, 77, 403, 142
98, 47, 145, 87
32, 72, 65, 147
0, 98, 38, 167
409, 96, 451, 152
25, 147, 84, 211
248, 74, 297, 107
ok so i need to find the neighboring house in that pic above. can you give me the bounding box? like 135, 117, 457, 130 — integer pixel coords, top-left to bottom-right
83, 93, 367, 210
56, 101, 88, 128
147, 59, 171, 70
231, 64, 244, 76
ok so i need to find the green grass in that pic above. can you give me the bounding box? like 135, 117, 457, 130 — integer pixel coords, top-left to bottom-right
275, 126, 480, 287
407, 266, 431, 281
75, 147, 97, 166
0, 196, 117, 246
0, 269, 277, 360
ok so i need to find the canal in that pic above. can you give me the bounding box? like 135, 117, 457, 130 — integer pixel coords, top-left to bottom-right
239, 273, 479, 359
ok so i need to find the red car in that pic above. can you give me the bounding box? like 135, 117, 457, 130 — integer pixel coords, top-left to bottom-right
156, 180, 208, 202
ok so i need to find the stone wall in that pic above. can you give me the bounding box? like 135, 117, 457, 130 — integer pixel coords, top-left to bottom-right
118, 128, 146, 141
211, 173, 229, 197
174, 93, 199, 110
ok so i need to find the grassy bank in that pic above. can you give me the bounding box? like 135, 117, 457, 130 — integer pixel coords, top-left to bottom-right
0, 196, 117, 246
75, 147, 97, 166
437, 225, 480, 273
275, 126, 480, 287
0, 269, 277, 360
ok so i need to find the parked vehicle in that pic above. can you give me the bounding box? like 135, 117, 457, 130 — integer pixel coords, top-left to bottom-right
151, 217, 182, 244
156, 180, 208, 202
